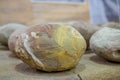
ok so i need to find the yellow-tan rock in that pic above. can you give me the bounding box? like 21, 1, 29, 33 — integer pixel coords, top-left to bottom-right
49, 21, 101, 49
15, 24, 87, 72
68, 21, 101, 49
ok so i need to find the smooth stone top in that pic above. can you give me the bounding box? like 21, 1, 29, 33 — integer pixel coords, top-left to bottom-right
90, 23, 120, 62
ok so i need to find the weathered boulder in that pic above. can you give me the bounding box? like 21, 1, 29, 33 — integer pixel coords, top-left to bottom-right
15, 24, 87, 72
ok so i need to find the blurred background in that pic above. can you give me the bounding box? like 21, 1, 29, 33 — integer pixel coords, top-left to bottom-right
0, 0, 89, 26
0, 0, 120, 26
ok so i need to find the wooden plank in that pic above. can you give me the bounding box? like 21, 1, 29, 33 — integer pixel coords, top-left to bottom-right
0, 1, 89, 26
0, 0, 33, 26
32, 2, 90, 25
0, 49, 119, 80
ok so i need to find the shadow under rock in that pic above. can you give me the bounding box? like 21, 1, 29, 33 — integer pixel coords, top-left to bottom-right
0, 45, 8, 50
8, 52, 19, 59
89, 55, 120, 66
15, 62, 86, 77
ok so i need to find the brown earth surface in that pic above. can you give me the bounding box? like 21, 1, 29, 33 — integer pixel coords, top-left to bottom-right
0, 46, 119, 80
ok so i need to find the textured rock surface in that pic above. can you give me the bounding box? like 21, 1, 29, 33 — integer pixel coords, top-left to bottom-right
0, 23, 28, 46
15, 24, 87, 72
0, 49, 120, 80
49, 21, 101, 49
8, 28, 28, 55
69, 21, 101, 49
90, 23, 120, 62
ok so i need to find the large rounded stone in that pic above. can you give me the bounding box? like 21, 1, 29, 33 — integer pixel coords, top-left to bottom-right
90, 23, 120, 62
0, 23, 28, 46
15, 24, 87, 72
